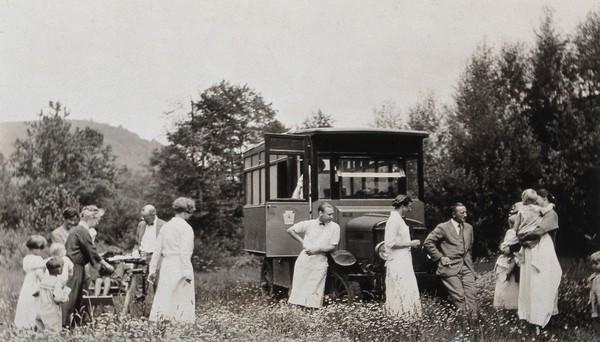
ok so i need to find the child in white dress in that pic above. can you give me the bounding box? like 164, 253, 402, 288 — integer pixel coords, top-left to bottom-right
35, 257, 71, 332
49, 243, 74, 286
14, 235, 47, 329
493, 203, 522, 309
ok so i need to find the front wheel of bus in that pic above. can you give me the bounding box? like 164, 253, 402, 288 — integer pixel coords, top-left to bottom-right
325, 271, 362, 304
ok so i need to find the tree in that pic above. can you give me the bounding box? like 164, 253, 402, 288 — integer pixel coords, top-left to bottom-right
0, 154, 23, 229
402, 93, 452, 225
370, 101, 404, 129
149, 82, 283, 250
9, 102, 118, 232
445, 40, 548, 255
299, 109, 334, 129
526, 10, 600, 253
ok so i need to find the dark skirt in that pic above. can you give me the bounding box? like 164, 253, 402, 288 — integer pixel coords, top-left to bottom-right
63, 263, 86, 327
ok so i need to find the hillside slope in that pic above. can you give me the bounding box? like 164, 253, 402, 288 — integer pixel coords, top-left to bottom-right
0, 120, 163, 171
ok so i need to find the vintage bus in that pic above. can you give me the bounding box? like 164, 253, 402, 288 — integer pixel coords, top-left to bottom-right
242, 128, 435, 301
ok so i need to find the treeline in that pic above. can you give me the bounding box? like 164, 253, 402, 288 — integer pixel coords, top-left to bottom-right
0, 102, 147, 252
0, 11, 597, 263
373, 10, 600, 256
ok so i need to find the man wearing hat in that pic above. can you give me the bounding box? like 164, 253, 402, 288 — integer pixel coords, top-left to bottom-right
51, 208, 80, 245
286, 202, 340, 308
424, 202, 477, 315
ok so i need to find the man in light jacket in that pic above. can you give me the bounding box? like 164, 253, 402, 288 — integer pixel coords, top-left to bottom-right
424, 202, 477, 315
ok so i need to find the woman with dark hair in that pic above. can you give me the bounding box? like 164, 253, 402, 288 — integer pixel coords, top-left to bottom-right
383, 194, 422, 318
516, 189, 562, 328
148, 197, 196, 322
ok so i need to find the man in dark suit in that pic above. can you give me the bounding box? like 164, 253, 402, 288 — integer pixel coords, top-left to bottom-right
424, 202, 477, 314
133, 204, 166, 300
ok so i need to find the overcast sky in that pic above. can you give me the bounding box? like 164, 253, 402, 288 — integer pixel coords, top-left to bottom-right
1, 0, 597, 143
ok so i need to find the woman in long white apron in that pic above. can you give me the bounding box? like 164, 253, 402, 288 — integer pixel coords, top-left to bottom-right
516, 189, 562, 328
148, 197, 196, 323
384, 195, 422, 318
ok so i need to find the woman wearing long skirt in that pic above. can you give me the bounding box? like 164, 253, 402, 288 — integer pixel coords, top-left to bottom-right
515, 189, 562, 328
148, 197, 196, 323
384, 195, 422, 318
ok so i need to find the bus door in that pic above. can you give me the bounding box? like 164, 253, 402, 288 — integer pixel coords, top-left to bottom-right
264, 134, 311, 257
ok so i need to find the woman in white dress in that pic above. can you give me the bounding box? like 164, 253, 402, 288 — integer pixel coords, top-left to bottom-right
516, 189, 562, 328
148, 197, 196, 323
384, 195, 422, 318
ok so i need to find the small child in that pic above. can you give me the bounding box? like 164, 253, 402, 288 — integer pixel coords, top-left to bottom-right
494, 203, 522, 309
35, 257, 71, 333
48, 243, 74, 286
589, 251, 600, 318
14, 235, 48, 330
93, 246, 125, 296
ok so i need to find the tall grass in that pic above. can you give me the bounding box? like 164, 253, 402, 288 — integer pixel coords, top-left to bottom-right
1, 253, 598, 341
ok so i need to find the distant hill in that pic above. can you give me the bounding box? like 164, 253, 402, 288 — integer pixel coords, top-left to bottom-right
0, 120, 163, 172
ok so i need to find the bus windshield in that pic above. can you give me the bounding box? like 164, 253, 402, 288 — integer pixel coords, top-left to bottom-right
335, 158, 417, 199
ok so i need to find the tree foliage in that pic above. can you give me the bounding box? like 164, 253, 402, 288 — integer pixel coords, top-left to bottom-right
372, 10, 600, 257
3, 102, 143, 249
525, 10, 600, 252
148, 82, 285, 250
370, 101, 403, 129
300, 109, 335, 129
9, 102, 116, 231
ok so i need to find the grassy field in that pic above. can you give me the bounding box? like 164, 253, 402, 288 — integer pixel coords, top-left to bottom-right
0, 256, 598, 341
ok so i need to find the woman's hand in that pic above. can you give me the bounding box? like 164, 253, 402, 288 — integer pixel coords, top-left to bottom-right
101, 260, 114, 274
410, 239, 421, 248
439, 256, 451, 266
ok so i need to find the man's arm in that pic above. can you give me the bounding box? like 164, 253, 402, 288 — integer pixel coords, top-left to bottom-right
423, 225, 445, 262
308, 224, 340, 255
287, 225, 304, 245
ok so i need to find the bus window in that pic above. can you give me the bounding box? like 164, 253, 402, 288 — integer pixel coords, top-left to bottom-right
336, 158, 406, 199
269, 154, 306, 200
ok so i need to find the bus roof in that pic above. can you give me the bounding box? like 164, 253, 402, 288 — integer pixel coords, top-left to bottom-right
243, 127, 429, 155
294, 127, 429, 137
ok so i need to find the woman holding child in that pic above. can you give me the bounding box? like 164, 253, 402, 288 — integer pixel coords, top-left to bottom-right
515, 189, 562, 328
